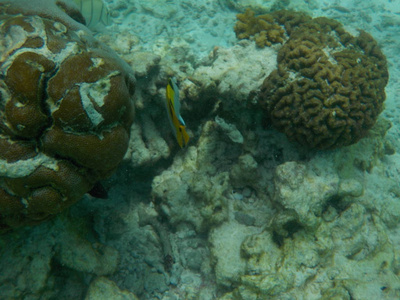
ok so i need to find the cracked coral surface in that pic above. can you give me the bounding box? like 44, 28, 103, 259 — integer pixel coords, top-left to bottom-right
0, 0, 135, 231
260, 15, 388, 149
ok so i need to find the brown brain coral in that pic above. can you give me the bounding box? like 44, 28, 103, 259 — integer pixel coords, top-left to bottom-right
234, 9, 311, 48
0, 0, 135, 231
260, 15, 388, 149
234, 8, 286, 47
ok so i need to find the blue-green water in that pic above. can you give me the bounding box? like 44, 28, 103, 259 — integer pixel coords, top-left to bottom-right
0, 0, 400, 299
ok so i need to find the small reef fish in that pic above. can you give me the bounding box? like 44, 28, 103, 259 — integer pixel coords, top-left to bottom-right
165, 77, 189, 148
73, 0, 110, 29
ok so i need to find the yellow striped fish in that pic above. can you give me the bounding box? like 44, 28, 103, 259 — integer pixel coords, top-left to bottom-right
166, 78, 189, 148
73, 0, 110, 29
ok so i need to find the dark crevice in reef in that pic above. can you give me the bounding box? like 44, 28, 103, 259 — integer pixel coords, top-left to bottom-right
49, 258, 88, 300
323, 194, 349, 215
272, 220, 304, 248
111, 154, 175, 199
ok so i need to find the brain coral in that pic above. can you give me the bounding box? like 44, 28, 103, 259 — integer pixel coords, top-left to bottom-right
0, 0, 135, 231
234, 9, 312, 48
234, 8, 286, 48
259, 14, 388, 149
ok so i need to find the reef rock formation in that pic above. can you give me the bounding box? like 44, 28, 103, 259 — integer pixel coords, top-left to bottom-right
258, 12, 388, 149
0, 0, 135, 231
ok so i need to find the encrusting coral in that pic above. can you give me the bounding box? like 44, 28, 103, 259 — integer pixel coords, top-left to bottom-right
257, 11, 388, 149
234, 8, 286, 47
234, 9, 312, 48
0, 0, 135, 231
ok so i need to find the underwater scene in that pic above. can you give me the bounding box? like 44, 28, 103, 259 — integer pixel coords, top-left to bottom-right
0, 0, 399, 299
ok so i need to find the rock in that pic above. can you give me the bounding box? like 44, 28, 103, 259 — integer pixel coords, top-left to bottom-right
85, 277, 139, 300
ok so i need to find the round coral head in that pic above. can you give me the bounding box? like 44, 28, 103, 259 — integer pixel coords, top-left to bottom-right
260, 15, 388, 149
0, 0, 135, 232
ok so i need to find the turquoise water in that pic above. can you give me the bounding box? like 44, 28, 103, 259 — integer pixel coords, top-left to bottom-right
1, 0, 400, 299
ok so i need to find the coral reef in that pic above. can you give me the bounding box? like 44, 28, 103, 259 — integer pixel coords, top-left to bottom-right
214, 153, 400, 299
0, 1, 398, 300
234, 8, 286, 47
259, 13, 388, 149
234, 9, 313, 48
225, 0, 318, 15
0, 215, 123, 299
86, 277, 139, 300
235, 9, 389, 150
151, 121, 232, 233
0, 0, 135, 231
334, 117, 394, 174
